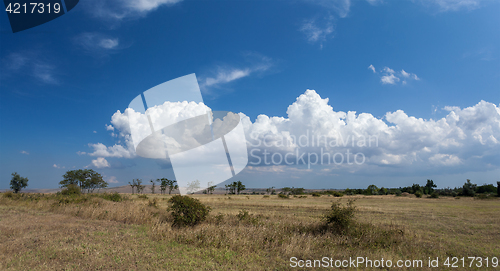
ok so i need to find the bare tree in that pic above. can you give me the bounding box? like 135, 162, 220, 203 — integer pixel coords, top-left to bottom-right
150, 179, 156, 194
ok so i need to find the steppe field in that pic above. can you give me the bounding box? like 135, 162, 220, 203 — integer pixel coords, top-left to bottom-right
1, 192, 499, 270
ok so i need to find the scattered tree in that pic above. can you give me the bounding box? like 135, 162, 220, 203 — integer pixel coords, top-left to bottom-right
377, 187, 388, 195
423, 180, 437, 195
159, 179, 167, 194
282, 187, 291, 195
266, 186, 275, 195
60, 169, 107, 193
462, 179, 476, 197
159, 178, 178, 194
136, 179, 145, 194
236, 181, 246, 195
128, 179, 137, 194
10, 172, 29, 193
205, 182, 216, 194
365, 184, 379, 195
150, 179, 156, 194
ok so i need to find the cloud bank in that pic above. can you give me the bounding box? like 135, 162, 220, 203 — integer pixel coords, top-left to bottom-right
86, 89, 499, 179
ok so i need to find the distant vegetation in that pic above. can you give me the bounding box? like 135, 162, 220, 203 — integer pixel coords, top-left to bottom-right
224, 181, 246, 195
5, 169, 499, 200
9, 172, 29, 193
60, 169, 107, 193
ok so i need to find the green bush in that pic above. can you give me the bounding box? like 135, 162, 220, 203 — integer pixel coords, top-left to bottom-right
462, 179, 476, 197
137, 194, 148, 199
100, 192, 123, 202
311, 192, 321, 197
168, 195, 211, 227
429, 192, 439, 198
323, 199, 356, 234
327, 191, 344, 197
414, 191, 423, 198
278, 194, 289, 199
59, 184, 81, 195
262, 195, 270, 198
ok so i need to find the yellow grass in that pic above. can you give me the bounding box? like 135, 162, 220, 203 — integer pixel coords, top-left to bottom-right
1, 192, 499, 270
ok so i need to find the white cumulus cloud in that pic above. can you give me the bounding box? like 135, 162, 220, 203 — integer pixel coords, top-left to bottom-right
107, 176, 119, 183
90, 89, 500, 178
91, 157, 111, 168
241, 89, 500, 174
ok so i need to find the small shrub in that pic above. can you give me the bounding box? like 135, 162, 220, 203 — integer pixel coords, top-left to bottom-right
100, 192, 123, 202
263, 195, 270, 198
138, 194, 148, 199
395, 190, 402, 196
323, 199, 356, 234
236, 209, 259, 225
214, 213, 224, 224
311, 192, 321, 197
429, 192, 439, 198
278, 194, 289, 199
60, 184, 81, 195
414, 191, 423, 198
168, 195, 211, 227
236, 209, 251, 221
331, 191, 344, 197
148, 198, 158, 208
299, 195, 308, 198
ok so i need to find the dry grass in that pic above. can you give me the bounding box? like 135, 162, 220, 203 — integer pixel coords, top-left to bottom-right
1, 192, 499, 270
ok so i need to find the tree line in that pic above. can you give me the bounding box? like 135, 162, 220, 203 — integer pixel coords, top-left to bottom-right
128, 178, 179, 194
7, 170, 500, 198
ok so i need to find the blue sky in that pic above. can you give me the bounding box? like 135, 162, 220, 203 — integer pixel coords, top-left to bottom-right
1, 0, 499, 190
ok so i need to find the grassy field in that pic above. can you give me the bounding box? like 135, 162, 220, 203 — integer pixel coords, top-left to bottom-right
1, 192, 499, 270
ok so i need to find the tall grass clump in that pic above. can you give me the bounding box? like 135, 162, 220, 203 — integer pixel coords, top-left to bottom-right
168, 195, 211, 227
